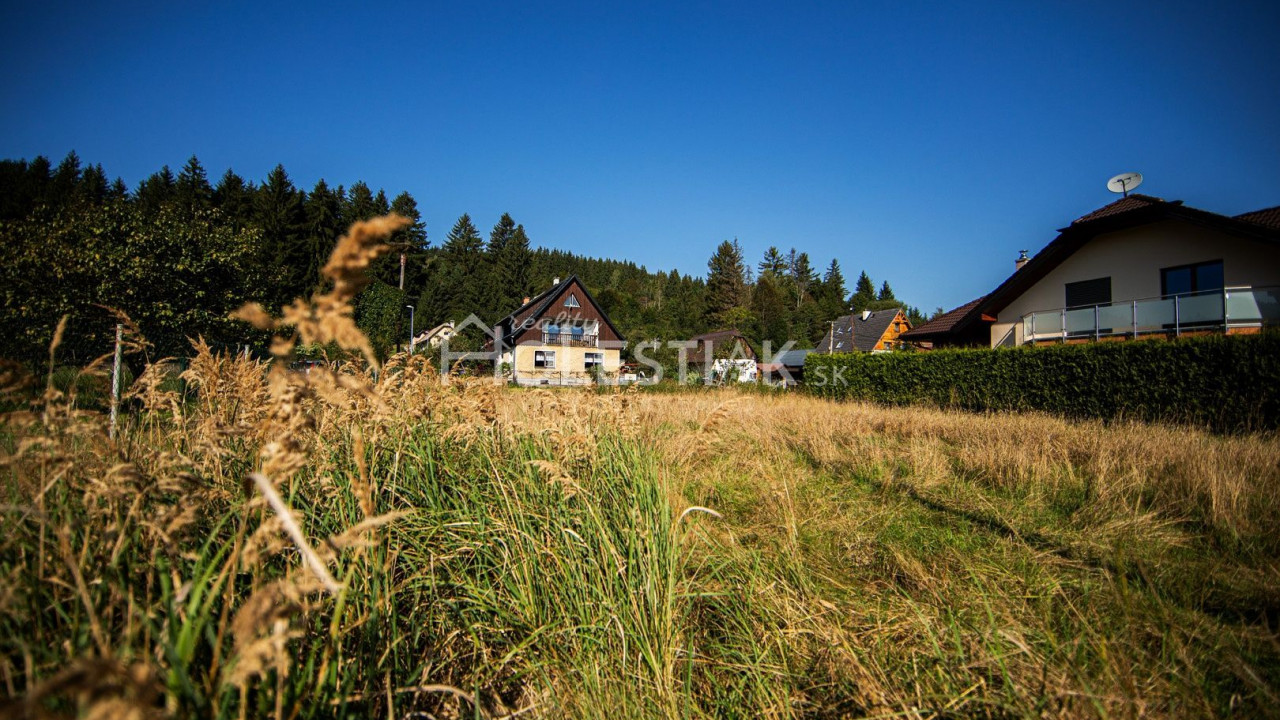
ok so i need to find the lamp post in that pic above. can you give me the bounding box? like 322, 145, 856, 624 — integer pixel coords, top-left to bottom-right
406, 305, 416, 354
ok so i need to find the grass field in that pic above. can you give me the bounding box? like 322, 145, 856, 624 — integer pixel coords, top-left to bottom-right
3, 218, 1278, 718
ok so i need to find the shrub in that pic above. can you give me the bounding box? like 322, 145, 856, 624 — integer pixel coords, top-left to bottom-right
804, 332, 1280, 432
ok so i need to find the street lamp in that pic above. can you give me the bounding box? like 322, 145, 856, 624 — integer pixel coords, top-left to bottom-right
406, 305, 416, 354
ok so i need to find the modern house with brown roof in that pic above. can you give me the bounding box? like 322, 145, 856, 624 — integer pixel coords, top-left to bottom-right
914, 194, 1280, 347
491, 276, 625, 386
817, 308, 912, 354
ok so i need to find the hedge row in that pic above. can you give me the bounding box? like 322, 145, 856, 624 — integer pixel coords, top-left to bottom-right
803, 332, 1280, 432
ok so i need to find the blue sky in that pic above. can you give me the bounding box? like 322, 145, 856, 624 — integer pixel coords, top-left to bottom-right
3, 1, 1278, 312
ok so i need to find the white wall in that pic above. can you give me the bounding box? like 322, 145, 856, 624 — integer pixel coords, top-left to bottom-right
991, 220, 1280, 345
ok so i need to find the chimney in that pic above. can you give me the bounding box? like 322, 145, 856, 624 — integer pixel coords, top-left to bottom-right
861, 310, 871, 321
1015, 250, 1029, 271
552, 276, 561, 286
522, 296, 531, 305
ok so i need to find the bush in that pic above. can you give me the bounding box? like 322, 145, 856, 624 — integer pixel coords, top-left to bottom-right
804, 332, 1280, 432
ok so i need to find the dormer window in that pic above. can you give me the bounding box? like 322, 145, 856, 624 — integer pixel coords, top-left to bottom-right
564, 293, 580, 308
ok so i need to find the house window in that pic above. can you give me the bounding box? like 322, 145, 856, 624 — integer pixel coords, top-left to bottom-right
1161, 260, 1223, 297
571, 324, 584, 341
585, 352, 603, 369
1065, 277, 1111, 308
564, 293, 580, 308
535, 350, 556, 369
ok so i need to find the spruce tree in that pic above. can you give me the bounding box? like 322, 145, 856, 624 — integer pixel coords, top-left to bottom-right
50, 151, 81, 206
877, 280, 895, 301
135, 166, 176, 215
301, 179, 344, 289
817, 258, 847, 319
705, 239, 750, 329
107, 177, 129, 202
254, 165, 306, 302
849, 271, 877, 313
426, 213, 485, 324
175, 156, 213, 215
486, 213, 524, 317
751, 274, 789, 347
344, 181, 376, 224
381, 191, 428, 291
758, 246, 787, 278
789, 250, 817, 310
78, 164, 108, 205
213, 170, 253, 229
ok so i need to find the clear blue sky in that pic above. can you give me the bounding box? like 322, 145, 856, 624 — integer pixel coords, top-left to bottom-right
3, 1, 1278, 312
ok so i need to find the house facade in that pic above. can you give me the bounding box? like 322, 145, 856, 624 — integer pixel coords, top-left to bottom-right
493, 276, 625, 386
817, 309, 912, 353
411, 321, 454, 350
983, 195, 1280, 346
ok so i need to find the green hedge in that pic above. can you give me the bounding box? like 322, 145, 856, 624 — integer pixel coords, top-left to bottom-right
803, 332, 1280, 432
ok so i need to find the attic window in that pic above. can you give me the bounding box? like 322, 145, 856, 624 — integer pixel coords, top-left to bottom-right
564, 294, 580, 308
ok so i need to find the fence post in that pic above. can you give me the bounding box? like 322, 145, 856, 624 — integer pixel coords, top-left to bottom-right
109, 323, 123, 440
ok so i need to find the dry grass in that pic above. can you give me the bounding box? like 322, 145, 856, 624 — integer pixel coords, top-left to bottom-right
2, 216, 1278, 718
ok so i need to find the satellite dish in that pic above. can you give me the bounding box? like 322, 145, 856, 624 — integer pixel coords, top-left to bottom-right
1107, 172, 1143, 197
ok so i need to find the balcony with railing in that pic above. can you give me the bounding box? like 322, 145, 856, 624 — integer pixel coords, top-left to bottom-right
542, 332, 599, 348
1021, 286, 1280, 344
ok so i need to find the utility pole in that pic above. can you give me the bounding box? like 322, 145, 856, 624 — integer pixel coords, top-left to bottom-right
827, 320, 837, 354
399, 252, 406, 290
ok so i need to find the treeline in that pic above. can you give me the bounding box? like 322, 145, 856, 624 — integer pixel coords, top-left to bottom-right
0, 151, 925, 366
702, 240, 927, 352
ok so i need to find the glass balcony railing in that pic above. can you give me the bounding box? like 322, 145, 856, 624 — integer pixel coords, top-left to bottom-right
1021, 286, 1280, 343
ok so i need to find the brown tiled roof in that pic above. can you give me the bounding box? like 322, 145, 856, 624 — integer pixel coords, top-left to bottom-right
900, 297, 986, 339
1237, 205, 1280, 231
1071, 193, 1172, 225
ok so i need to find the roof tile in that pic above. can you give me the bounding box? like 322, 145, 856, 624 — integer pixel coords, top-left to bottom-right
1237, 205, 1280, 231
900, 297, 985, 338
1071, 193, 1167, 224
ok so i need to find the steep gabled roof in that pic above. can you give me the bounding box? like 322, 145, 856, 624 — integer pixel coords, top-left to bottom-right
899, 297, 988, 341
980, 194, 1280, 317
495, 275, 626, 347
818, 309, 902, 353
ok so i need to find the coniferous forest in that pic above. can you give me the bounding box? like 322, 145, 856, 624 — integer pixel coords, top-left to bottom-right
0, 152, 926, 366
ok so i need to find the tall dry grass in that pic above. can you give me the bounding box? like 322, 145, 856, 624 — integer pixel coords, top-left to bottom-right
2, 215, 1279, 718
